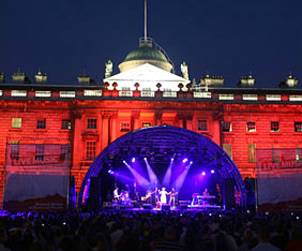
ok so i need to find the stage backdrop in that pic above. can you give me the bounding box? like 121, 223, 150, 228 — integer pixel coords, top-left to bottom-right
4, 144, 71, 211
256, 148, 302, 211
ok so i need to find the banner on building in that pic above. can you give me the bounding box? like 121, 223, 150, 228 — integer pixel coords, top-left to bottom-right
4, 144, 71, 211
256, 148, 302, 211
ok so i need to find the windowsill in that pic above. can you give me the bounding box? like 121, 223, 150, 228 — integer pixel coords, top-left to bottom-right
59, 129, 72, 132
33, 129, 48, 132
9, 128, 22, 132
246, 132, 257, 134
270, 131, 281, 134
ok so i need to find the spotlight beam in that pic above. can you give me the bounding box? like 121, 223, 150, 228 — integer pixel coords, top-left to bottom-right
163, 157, 174, 187
144, 158, 159, 186
172, 162, 192, 191
123, 161, 150, 188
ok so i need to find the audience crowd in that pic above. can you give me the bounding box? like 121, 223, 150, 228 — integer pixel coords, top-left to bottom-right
0, 210, 301, 251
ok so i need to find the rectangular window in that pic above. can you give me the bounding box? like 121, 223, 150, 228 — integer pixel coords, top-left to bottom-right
119, 87, 132, 97
12, 118, 22, 129
219, 94, 234, 100
248, 144, 256, 163
87, 118, 97, 129
141, 88, 154, 97
294, 122, 302, 132
198, 120, 208, 131
247, 122, 256, 132
60, 145, 70, 161
11, 90, 27, 97
35, 90, 51, 97
86, 141, 96, 160
266, 94, 281, 101
271, 121, 279, 132
272, 149, 281, 163
83, 90, 102, 96
221, 121, 232, 132
37, 119, 46, 129
242, 94, 258, 101
120, 122, 131, 132
62, 120, 72, 130
10, 144, 19, 160
223, 144, 232, 159
142, 122, 152, 128
35, 144, 44, 161
60, 91, 75, 98
296, 148, 302, 162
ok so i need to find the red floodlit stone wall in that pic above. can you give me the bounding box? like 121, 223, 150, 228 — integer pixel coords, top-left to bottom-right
0, 98, 301, 207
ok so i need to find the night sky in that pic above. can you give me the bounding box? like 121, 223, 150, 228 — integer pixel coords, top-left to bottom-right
1, 0, 301, 87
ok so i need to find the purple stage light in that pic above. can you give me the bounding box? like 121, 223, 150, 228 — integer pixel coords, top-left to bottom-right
182, 158, 188, 163
108, 170, 114, 174
131, 157, 136, 163
189, 161, 193, 165
211, 169, 215, 174
201, 171, 206, 176
123, 160, 126, 164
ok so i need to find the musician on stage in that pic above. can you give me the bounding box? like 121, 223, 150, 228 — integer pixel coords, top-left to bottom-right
113, 186, 120, 202
202, 188, 209, 197
169, 188, 177, 208
159, 187, 168, 205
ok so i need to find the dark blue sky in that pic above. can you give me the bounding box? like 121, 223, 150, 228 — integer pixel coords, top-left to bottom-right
0, 0, 301, 87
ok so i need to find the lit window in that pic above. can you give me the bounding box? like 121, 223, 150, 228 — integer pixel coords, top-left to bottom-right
142, 122, 152, 128
248, 144, 256, 163
296, 148, 302, 162
222, 121, 232, 132
242, 94, 258, 101
266, 94, 281, 101
35, 91, 51, 97
219, 94, 234, 100
86, 141, 96, 160
84, 90, 102, 96
87, 118, 97, 129
120, 122, 131, 132
12, 118, 22, 128
60, 91, 75, 98
10, 144, 19, 160
198, 120, 208, 131
223, 144, 232, 159
37, 119, 46, 129
119, 87, 132, 97
271, 121, 279, 132
35, 144, 44, 161
247, 122, 256, 132
62, 120, 72, 130
11, 90, 27, 97
289, 95, 302, 101
294, 122, 302, 132
141, 88, 154, 97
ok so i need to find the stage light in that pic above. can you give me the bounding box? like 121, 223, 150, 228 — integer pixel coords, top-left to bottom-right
209, 213, 212, 217
201, 171, 206, 176
131, 157, 136, 163
182, 158, 188, 163
171, 158, 174, 161
123, 160, 126, 164
144, 157, 147, 161
291, 212, 294, 216
296, 216, 300, 220
265, 212, 269, 216
211, 169, 215, 174
246, 210, 250, 214
189, 161, 193, 164
108, 170, 114, 174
